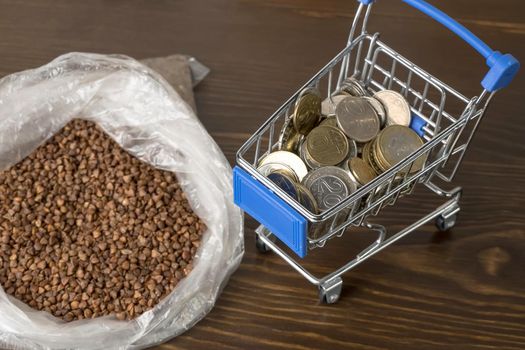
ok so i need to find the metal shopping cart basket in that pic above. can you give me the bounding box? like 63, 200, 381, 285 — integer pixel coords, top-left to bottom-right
233, 0, 519, 303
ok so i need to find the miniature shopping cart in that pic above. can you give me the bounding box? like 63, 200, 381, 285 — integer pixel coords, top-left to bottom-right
233, 0, 519, 303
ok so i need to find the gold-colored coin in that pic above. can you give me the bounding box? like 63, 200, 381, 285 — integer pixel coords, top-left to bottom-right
277, 118, 303, 153
372, 135, 388, 172
295, 183, 319, 214
293, 88, 321, 135
305, 125, 349, 166
282, 130, 302, 153
361, 141, 370, 164
285, 132, 303, 153
347, 157, 377, 186
374, 125, 426, 173
367, 139, 384, 175
278, 117, 303, 153
298, 138, 318, 170
319, 115, 338, 128
361, 141, 377, 173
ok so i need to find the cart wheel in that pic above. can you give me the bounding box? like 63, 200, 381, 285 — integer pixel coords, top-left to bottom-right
435, 213, 457, 232
319, 277, 343, 304
255, 234, 271, 254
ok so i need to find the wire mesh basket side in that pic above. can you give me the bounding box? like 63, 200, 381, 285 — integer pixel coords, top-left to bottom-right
237, 34, 487, 249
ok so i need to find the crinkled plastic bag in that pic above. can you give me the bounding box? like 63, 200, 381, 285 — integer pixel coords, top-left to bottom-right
0, 53, 244, 350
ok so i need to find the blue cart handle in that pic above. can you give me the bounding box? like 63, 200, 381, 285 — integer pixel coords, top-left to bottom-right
359, 0, 519, 92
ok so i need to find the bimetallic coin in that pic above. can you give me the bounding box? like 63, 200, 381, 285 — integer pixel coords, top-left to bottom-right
335, 96, 380, 143
278, 117, 303, 153
321, 94, 347, 117
296, 183, 319, 214
306, 126, 349, 167
302, 166, 356, 212
363, 96, 387, 129
341, 77, 368, 97
293, 88, 321, 135
259, 151, 308, 181
347, 157, 377, 186
373, 90, 411, 127
267, 172, 298, 200
375, 125, 426, 173
257, 162, 299, 182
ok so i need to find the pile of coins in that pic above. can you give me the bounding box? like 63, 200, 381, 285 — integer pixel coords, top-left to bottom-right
257, 77, 427, 218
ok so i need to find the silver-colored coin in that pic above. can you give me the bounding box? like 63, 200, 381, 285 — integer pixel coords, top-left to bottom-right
259, 151, 308, 181
302, 166, 356, 212
277, 116, 293, 148
341, 77, 368, 97
363, 96, 387, 129
373, 90, 411, 127
257, 162, 299, 182
335, 96, 380, 143
321, 94, 347, 117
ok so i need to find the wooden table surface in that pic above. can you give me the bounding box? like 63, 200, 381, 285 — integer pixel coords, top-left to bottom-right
1, 1, 524, 349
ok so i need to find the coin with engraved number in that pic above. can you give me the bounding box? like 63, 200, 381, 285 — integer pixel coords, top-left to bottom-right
267, 172, 299, 200
321, 94, 347, 117
257, 162, 299, 182
302, 166, 356, 211
293, 87, 321, 135
335, 96, 380, 143
373, 90, 411, 127
306, 126, 349, 167
259, 151, 308, 181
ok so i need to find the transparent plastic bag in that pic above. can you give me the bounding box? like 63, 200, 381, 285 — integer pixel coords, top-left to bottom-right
0, 52, 244, 350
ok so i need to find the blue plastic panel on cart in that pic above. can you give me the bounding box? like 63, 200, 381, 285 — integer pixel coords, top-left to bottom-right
233, 166, 308, 258
410, 113, 426, 137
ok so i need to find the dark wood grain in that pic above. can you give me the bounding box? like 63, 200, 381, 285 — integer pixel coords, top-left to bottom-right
0, 1, 524, 349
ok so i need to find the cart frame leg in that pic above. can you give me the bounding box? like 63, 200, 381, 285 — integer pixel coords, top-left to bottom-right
254, 185, 463, 303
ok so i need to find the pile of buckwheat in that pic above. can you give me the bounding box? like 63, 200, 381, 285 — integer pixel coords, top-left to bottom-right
0, 119, 205, 321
